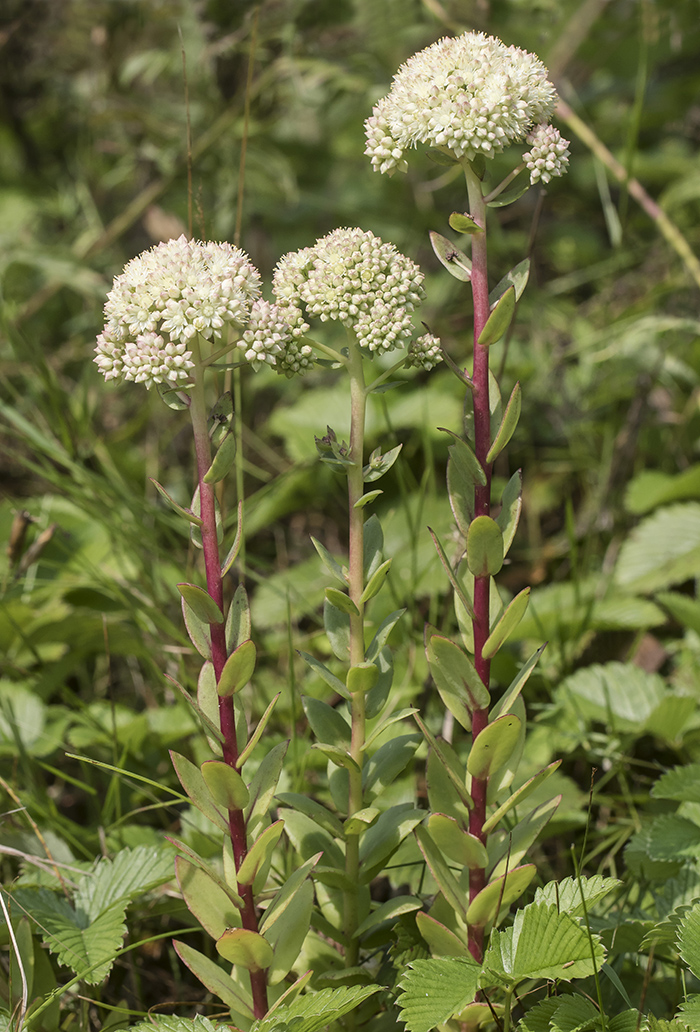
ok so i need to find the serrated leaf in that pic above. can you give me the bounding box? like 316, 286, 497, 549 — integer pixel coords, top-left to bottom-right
625, 465, 700, 515
477, 287, 515, 347
481, 901, 605, 990
678, 902, 700, 979
13, 886, 127, 984
614, 503, 700, 592
657, 591, 700, 635
560, 661, 665, 729
430, 231, 472, 282
653, 763, 700, 803
482, 587, 530, 659
253, 984, 381, 1032
466, 515, 504, 577
486, 382, 521, 464
534, 875, 622, 917
397, 957, 480, 1032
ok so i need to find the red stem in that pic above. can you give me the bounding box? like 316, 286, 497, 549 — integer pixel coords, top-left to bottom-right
464, 164, 493, 964
189, 359, 269, 1020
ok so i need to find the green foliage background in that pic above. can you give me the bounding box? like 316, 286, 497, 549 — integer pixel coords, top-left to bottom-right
2, 0, 700, 1026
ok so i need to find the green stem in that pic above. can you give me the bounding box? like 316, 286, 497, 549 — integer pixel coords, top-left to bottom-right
188, 336, 267, 1019
344, 333, 368, 971
463, 161, 493, 964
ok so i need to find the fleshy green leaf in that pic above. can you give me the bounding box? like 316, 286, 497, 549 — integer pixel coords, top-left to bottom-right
427, 634, 489, 726
181, 596, 212, 659
430, 231, 472, 282
245, 741, 288, 834
203, 432, 237, 484
466, 515, 504, 577
176, 857, 242, 940
360, 557, 392, 604
483, 760, 561, 834
200, 760, 249, 811
264, 878, 314, 985
226, 585, 251, 652
466, 864, 535, 928
362, 734, 421, 800
324, 599, 351, 661
482, 587, 530, 659
325, 588, 359, 616
310, 536, 347, 586
489, 796, 561, 879
173, 940, 255, 1017
427, 813, 488, 869
364, 444, 402, 483
355, 490, 383, 509
355, 895, 422, 937
449, 211, 481, 234
486, 382, 521, 464
216, 928, 273, 971
358, 805, 424, 882
496, 470, 523, 556
467, 714, 521, 779
150, 478, 203, 525
221, 503, 243, 577
237, 821, 285, 887
170, 751, 229, 833
298, 650, 350, 700
346, 662, 379, 696
217, 639, 256, 697
415, 825, 466, 918
302, 696, 351, 748
486, 181, 531, 208
365, 609, 405, 662
488, 260, 530, 308
477, 286, 515, 347
415, 912, 470, 958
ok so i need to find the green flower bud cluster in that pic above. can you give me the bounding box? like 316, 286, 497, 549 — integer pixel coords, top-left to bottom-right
406, 332, 443, 371
272, 227, 428, 356
364, 31, 559, 176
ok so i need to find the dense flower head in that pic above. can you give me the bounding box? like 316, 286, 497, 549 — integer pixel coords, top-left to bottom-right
406, 332, 443, 371
365, 31, 559, 175
272, 227, 427, 356
238, 298, 314, 376
522, 123, 570, 184
95, 235, 262, 388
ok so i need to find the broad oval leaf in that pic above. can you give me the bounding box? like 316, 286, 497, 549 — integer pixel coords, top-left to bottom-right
448, 211, 481, 234
215, 928, 273, 972
467, 714, 522, 779
427, 813, 488, 869
360, 557, 392, 604
200, 760, 249, 811
466, 516, 504, 578
325, 588, 359, 616
466, 863, 535, 927
236, 821, 285, 887
430, 231, 472, 282
217, 639, 256, 697
346, 662, 379, 696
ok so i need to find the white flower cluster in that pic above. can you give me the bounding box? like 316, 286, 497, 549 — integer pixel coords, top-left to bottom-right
406, 332, 443, 371
365, 31, 559, 175
239, 298, 314, 376
272, 227, 428, 356
522, 123, 570, 184
95, 235, 262, 388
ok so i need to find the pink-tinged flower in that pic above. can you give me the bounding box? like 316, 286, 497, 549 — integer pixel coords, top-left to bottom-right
522, 124, 570, 184
365, 31, 560, 175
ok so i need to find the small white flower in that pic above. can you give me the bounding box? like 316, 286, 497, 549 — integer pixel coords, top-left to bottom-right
522, 123, 570, 184
95, 235, 262, 389
272, 227, 429, 357
365, 31, 560, 175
